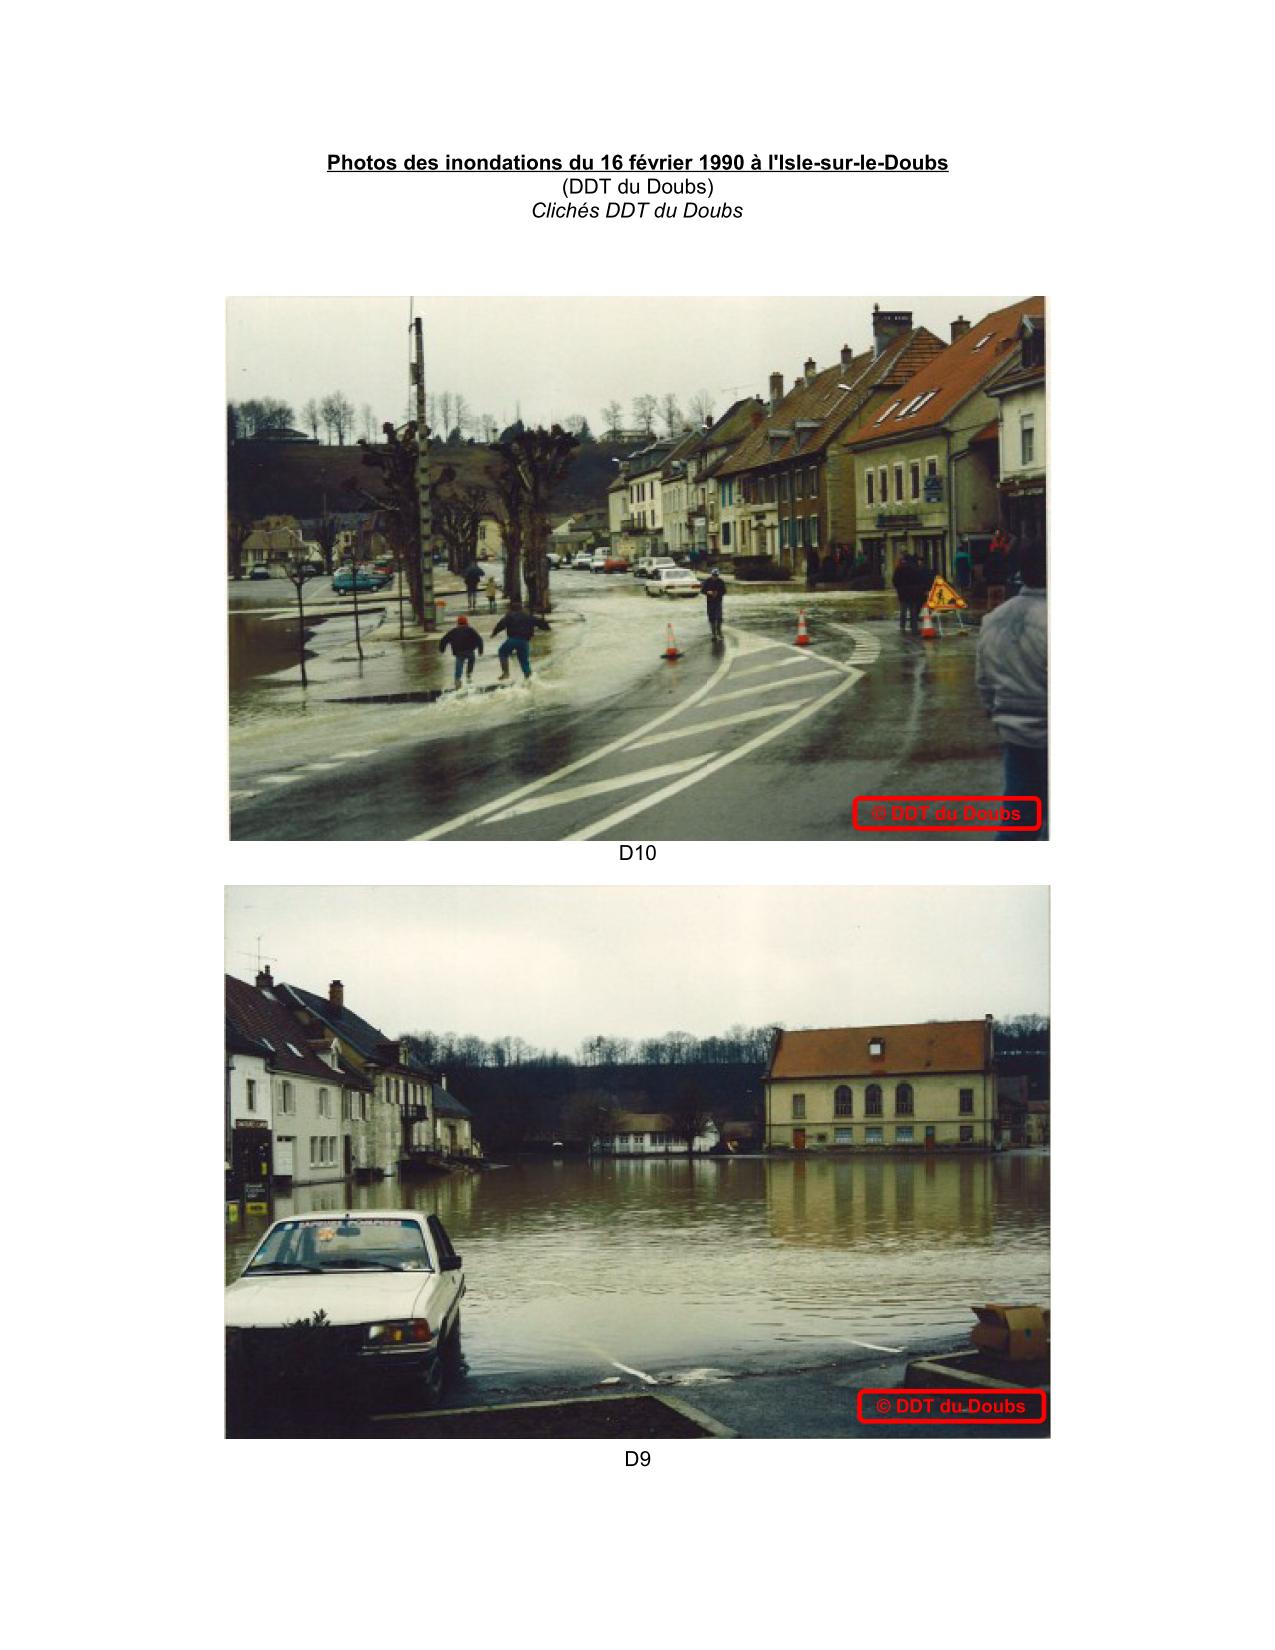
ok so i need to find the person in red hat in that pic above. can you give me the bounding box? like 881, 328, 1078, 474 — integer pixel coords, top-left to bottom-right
438, 613, 484, 688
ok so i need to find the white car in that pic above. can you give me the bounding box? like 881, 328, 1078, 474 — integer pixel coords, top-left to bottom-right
636, 556, 677, 580
573, 550, 595, 570
645, 566, 702, 598
225, 1210, 465, 1414
589, 552, 610, 572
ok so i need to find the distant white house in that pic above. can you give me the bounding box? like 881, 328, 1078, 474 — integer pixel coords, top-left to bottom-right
591, 1111, 720, 1156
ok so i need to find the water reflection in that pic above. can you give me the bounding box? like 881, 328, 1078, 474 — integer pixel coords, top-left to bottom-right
226, 1153, 1049, 1376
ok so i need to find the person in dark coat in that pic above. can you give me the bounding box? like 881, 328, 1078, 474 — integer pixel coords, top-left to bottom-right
438, 613, 484, 687
701, 568, 727, 640
892, 554, 928, 635
461, 561, 483, 611
805, 548, 819, 592
492, 599, 551, 679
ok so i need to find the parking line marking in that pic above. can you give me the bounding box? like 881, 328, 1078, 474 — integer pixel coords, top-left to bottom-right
625, 699, 818, 751
479, 754, 718, 824
414, 634, 738, 839
565, 666, 863, 841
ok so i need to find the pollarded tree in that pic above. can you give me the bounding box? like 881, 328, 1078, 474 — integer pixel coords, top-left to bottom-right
436, 482, 493, 574
350, 421, 455, 627
490, 424, 580, 614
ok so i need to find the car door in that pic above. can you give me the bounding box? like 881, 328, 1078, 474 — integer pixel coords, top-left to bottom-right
427, 1214, 464, 1327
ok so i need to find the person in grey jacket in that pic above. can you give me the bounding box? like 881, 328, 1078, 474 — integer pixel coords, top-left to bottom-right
975, 540, 1047, 838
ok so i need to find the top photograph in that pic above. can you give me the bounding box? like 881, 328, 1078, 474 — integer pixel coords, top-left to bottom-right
227, 296, 1047, 843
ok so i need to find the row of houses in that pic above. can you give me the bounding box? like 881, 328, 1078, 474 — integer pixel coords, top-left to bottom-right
225, 970, 478, 1195
607, 298, 1045, 584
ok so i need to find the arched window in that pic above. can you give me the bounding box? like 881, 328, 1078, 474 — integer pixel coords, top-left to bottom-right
865, 1084, 883, 1116
834, 1085, 853, 1117
895, 1083, 914, 1116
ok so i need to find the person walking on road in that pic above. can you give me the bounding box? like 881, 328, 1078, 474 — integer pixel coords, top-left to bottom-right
976, 539, 1048, 839
484, 574, 498, 613
462, 561, 483, 612
985, 531, 1009, 611
493, 599, 551, 680
701, 567, 727, 641
892, 553, 928, 635
438, 613, 484, 688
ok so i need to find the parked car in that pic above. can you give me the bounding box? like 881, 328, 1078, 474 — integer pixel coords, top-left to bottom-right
333, 567, 390, 594
225, 1211, 465, 1414
248, 565, 272, 581
645, 566, 702, 598
573, 550, 595, 570
601, 556, 630, 574
589, 552, 610, 572
635, 556, 677, 580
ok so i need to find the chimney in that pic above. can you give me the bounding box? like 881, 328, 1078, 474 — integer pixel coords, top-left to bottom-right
769, 372, 784, 403
255, 966, 273, 990
951, 315, 970, 342
840, 343, 853, 369
804, 357, 817, 379
872, 303, 913, 357
329, 979, 344, 1013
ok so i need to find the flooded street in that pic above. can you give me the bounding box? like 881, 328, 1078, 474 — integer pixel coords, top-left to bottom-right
226, 1152, 1049, 1386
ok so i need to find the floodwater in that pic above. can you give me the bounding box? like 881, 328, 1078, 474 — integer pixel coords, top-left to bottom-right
225, 1152, 1049, 1381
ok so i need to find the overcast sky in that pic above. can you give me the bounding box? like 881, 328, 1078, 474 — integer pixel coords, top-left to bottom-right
225, 886, 1048, 1054
225, 296, 1018, 437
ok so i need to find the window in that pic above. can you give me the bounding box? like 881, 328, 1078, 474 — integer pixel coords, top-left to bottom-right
310, 1136, 320, 1167
834, 1127, 853, 1145
869, 1038, 884, 1056
318, 1087, 331, 1118
960, 1125, 975, 1143
808, 467, 818, 497
721, 521, 731, 547
874, 400, 901, 425
865, 1126, 884, 1145
1020, 417, 1035, 465
280, 1081, 294, 1115
909, 462, 920, 500
960, 1088, 975, 1114
866, 470, 875, 505
893, 464, 904, 502
895, 1126, 915, 1144
877, 467, 887, 503
926, 456, 938, 480
791, 1094, 806, 1120
865, 1084, 883, 1116
245, 1078, 256, 1113
809, 517, 819, 549
834, 1085, 853, 1117
895, 1083, 914, 1116
341, 1093, 351, 1121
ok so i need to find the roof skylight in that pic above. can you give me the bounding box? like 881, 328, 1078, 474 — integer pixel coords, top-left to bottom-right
874, 401, 902, 424
972, 335, 992, 351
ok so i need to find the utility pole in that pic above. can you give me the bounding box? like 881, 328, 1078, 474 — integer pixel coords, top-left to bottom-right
413, 316, 435, 630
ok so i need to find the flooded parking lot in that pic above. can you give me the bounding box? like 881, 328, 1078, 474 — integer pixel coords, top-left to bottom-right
226, 1152, 1049, 1384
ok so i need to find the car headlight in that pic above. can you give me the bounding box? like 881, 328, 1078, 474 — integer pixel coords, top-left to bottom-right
365, 1319, 434, 1347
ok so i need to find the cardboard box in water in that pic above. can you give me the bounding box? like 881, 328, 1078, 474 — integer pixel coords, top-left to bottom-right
970, 1304, 1049, 1362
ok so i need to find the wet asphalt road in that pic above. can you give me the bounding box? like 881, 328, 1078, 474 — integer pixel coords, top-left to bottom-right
230, 576, 1002, 842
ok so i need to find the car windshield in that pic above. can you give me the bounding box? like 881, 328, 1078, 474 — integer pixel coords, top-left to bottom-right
245, 1218, 432, 1273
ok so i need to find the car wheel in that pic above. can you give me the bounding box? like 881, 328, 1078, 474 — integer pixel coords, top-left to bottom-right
420, 1350, 446, 1409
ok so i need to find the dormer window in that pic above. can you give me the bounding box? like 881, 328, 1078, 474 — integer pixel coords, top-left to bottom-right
869, 1038, 884, 1056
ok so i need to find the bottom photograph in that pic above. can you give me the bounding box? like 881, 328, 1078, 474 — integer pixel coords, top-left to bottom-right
224, 885, 1050, 1440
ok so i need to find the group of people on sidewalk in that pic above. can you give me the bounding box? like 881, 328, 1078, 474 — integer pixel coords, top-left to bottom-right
438, 601, 551, 687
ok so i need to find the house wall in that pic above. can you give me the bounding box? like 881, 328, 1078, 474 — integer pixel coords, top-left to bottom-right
271, 1071, 346, 1185
594, 1123, 720, 1155
228, 1053, 271, 1129
997, 383, 1046, 484
764, 1073, 995, 1149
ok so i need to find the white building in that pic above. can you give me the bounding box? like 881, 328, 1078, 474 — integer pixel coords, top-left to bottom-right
591, 1112, 720, 1156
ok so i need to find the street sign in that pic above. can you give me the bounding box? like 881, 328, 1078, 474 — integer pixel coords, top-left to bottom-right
926, 575, 967, 611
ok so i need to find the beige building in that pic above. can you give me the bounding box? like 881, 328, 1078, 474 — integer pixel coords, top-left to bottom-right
765, 1018, 997, 1151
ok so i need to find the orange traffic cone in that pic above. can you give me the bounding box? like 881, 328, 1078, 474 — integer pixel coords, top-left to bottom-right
663, 623, 682, 661
795, 609, 811, 647
919, 605, 937, 640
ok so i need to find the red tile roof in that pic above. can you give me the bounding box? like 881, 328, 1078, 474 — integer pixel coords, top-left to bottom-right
718, 329, 945, 477
225, 974, 365, 1085
768, 1020, 992, 1080
845, 298, 1045, 450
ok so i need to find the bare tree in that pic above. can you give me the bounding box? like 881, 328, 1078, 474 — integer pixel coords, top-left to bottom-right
438, 392, 456, 444
351, 422, 455, 627
280, 543, 318, 687
311, 494, 339, 574
478, 413, 499, 443
453, 394, 471, 441
601, 400, 623, 438
303, 399, 321, 440
659, 393, 683, 435
668, 1081, 713, 1154
490, 425, 580, 615
435, 482, 493, 574
688, 390, 715, 428
320, 392, 355, 444
632, 394, 658, 436
361, 403, 376, 442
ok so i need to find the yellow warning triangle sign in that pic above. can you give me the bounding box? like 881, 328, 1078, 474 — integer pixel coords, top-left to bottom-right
926, 575, 967, 611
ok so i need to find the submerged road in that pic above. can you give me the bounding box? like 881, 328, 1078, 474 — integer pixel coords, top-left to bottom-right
230, 577, 1001, 842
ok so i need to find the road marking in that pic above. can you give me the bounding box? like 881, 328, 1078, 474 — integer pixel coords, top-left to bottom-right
845, 1338, 904, 1354
625, 699, 816, 751
728, 653, 824, 682
229, 789, 259, 802
565, 665, 863, 841
479, 754, 718, 824
259, 773, 303, 786
828, 622, 883, 662
299, 761, 343, 772
703, 670, 843, 709
413, 634, 738, 839
608, 1359, 659, 1385
331, 748, 377, 759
